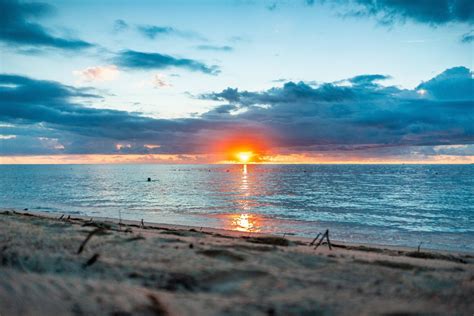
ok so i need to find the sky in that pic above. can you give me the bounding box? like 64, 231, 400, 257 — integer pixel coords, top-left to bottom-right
0, 0, 473, 164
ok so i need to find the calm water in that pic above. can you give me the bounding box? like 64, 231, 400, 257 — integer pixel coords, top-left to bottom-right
1, 164, 473, 252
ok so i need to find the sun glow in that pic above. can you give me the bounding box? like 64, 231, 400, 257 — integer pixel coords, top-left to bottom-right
236, 151, 252, 163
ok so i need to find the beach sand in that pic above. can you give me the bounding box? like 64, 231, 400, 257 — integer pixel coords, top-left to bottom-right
0, 210, 473, 316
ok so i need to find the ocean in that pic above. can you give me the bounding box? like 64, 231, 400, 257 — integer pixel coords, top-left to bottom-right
1, 164, 473, 252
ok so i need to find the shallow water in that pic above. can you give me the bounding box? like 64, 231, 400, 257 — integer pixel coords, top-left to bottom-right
1, 164, 473, 252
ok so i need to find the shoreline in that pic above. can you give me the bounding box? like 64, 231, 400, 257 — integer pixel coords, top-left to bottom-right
6, 208, 474, 256
11, 208, 474, 261
1, 209, 474, 315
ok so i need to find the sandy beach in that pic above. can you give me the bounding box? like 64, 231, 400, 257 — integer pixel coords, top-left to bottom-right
1, 210, 473, 316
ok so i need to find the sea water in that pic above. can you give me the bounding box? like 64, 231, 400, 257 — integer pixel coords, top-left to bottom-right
1, 164, 473, 252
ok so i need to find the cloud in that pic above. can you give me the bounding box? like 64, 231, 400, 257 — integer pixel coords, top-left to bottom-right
116, 21, 207, 41
113, 19, 129, 32
325, 0, 474, 26
114, 50, 220, 75
73, 65, 120, 82
461, 30, 474, 43
416, 66, 473, 100
348, 74, 390, 86
0, 73, 253, 155
195, 45, 233, 52
152, 73, 172, 88
201, 66, 474, 150
1, 67, 473, 158
136, 25, 175, 39
0, 0, 93, 50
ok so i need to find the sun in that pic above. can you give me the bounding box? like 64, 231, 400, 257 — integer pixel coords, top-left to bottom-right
236, 151, 252, 163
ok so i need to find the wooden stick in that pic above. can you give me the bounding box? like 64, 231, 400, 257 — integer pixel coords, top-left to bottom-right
309, 233, 322, 246
326, 229, 332, 250
314, 230, 327, 249
83, 253, 99, 268
77, 228, 103, 254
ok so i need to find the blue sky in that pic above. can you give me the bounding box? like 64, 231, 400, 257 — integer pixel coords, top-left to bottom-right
0, 0, 473, 162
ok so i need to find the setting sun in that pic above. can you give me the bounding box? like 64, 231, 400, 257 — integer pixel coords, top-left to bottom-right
236, 151, 252, 163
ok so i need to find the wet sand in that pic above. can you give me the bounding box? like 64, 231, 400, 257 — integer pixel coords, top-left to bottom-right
0, 210, 473, 315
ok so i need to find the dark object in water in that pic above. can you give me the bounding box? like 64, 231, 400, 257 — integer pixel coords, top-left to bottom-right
147, 177, 151, 182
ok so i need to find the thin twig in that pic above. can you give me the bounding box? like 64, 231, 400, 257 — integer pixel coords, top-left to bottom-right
82, 253, 100, 268
314, 230, 327, 249
77, 228, 103, 254
118, 210, 122, 231
309, 233, 322, 246
417, 242, 423, 252
326, 229, 332, 250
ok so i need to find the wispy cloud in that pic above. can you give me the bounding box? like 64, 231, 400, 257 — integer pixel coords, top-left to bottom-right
73, 65, 120, 82
131, 22, 207, 41
113, 19, 129, 32
114, 50, 220, 75
195, 45, 233, 52
152, 73, 172, 88
461, 30, 474, 43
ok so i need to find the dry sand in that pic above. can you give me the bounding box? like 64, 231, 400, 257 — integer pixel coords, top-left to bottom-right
0, 210, 473, 316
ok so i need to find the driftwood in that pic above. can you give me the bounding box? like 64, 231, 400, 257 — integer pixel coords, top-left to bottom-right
314, 229, 332, 250
83, 253, 100, 268
77, 228, 104, 254
309, 233, 322, 246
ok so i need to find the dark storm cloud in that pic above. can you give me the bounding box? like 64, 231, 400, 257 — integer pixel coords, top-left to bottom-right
0, 74, 259, 155
416, 66, 473, 100
317, 0, 473, 26
201, 66, 474, 150
114, 50, 220, 75
0, 67, 473, 155
0, 0, 93, 50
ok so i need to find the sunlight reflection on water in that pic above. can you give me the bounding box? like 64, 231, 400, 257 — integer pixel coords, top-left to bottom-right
1, 164, 473, 251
